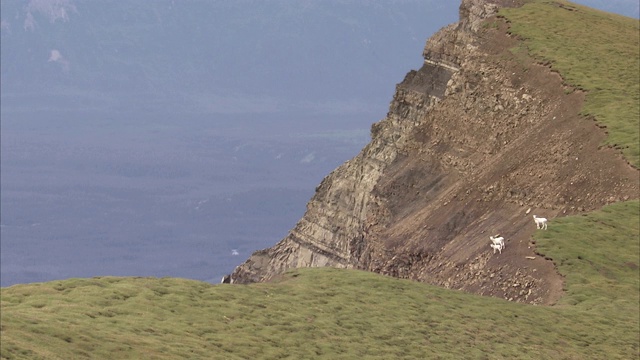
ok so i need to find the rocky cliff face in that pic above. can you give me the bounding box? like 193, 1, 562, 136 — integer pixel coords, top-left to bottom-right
228, 0, 639, 305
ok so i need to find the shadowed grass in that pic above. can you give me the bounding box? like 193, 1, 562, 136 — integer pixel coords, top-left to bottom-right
501, 0, 640, 166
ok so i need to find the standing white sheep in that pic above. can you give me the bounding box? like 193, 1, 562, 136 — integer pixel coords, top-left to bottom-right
490, 235, 505, 250
490, 243, 502, 254
533, 215, 548, 230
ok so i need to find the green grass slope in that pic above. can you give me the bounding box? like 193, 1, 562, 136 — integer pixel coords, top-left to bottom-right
501, 0, 640, 167
2, 1, 639, 359
2, 234, 639, 360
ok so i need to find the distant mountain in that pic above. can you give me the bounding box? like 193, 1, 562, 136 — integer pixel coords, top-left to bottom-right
574, 0, 638, 17
1, 0, 459, 116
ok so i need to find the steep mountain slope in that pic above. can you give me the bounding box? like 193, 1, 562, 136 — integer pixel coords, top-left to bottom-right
228, 0, 639, 305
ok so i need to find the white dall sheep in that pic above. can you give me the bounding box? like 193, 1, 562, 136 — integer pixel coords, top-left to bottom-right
489, 235, 505, 250
490, 243, 502, 254
533, 215, 548, 230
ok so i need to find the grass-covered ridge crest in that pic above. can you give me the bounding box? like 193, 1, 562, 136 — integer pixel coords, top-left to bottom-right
501, 0, 640, 166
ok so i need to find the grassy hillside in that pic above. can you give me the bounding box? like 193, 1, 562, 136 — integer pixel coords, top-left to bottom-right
2, 216, 639, 360
501, 0, 640, 167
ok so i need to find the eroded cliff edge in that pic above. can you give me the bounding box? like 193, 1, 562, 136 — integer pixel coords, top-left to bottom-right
228, 0, 639, 305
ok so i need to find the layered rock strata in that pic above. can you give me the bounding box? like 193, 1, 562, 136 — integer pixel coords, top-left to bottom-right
228, 0, 639, 305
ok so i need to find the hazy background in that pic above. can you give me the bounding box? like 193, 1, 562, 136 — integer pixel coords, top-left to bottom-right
1, 0, 637, 287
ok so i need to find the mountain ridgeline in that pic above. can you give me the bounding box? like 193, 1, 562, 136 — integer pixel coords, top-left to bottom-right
227, 0, 639, 305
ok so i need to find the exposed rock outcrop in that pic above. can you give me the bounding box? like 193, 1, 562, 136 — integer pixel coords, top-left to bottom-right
228, 0, 639, 305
